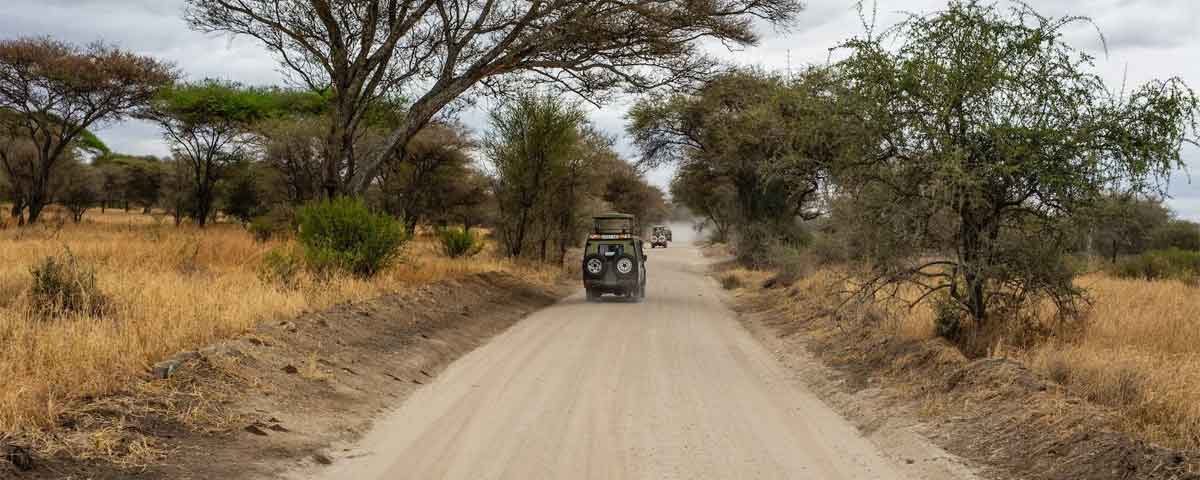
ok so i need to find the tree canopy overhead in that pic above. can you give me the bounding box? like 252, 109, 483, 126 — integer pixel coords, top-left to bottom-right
184, 0, 801, 195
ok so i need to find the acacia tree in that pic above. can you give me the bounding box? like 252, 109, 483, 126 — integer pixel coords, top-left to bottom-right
254, 115, 329, 204
670, 161, 735, 242
376, 123, 474, 232
147, 81, 291, 226
1084, 194, 1171, 262
629, 69, 850, 264
835, 1, 1198, 334
0, 38, 174, 224
184, 0, 800, 196
486, 93, 585, 258
93, 154, 165, 213
57, 160, 103, 223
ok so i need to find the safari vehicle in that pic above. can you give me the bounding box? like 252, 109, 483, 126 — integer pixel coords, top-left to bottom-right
582, 213, 647, 301
650, 226, 672, 248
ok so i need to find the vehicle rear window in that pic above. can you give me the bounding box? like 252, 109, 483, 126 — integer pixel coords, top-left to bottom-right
588, 241, 631, 256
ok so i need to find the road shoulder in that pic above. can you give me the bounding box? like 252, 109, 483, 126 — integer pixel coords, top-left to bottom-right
4, 272, 570, 480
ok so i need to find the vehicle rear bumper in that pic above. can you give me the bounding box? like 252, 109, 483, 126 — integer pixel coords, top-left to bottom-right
583, 278, 639, 293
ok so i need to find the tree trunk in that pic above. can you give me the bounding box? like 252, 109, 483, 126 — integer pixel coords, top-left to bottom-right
194, 184, 213, 228
323, 100, 359, 199
510, 207, 530, 258
10, 199, 25, 226
405, 216, 419, 237
26, 200, 45, 225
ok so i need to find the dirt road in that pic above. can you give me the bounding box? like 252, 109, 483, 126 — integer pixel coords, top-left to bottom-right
297, 245, 973, 480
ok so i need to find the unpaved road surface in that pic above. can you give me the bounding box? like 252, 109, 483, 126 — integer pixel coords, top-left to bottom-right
298, 245, 972, 480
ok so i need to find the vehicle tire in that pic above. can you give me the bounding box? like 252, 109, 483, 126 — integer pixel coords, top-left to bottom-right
613, 254, 637, 279
582, 254, 606, 279
586, 288, 599, 301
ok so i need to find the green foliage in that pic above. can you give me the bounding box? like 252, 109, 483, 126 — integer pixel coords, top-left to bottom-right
832, 0, 1198, 325
933, 295, 965, 341
248, 205, 297, 242
29, 251, 108, 318
1150, 220, 1200, 252
57, 161, 102, 223
1084, 194, 1173, 261
376, 124, 480, 230
153, 80, 315, 125
486, 94, 586, 259
1112, 249, 1200, 281
220, 162, 264, 223
296, 197, 407, 278
437, 227, 483, 258
629, 69, 842, 264
93, 154, 165, 211
75, 129, 111, 157
258, 245, 303, 288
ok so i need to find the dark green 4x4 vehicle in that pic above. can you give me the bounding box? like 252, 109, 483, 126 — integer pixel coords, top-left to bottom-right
650, 225, 672, 248
582, 213, 647, 301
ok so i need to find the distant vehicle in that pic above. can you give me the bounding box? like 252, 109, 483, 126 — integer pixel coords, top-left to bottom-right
582, 213, 647, 301
650, 225, 672, 248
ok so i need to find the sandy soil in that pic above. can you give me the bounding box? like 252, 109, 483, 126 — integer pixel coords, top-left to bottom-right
291, 245, 980, 480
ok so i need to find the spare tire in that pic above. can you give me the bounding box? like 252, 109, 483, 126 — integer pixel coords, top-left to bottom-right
613, 254, 637, 278
582, 254, 606, 278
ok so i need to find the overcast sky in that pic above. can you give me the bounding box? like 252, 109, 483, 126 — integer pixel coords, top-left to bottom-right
2, 0, 1199, 217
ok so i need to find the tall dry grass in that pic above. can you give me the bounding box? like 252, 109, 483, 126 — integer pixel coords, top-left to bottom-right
1028, 274, 1200, 450
0, 210, 560, 433
722, 261, 1200, 450
858, 271, 1200, 450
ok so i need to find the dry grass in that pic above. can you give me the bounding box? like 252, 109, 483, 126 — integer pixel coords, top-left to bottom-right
868, 271, 1200, 450
726, 259, 1200, 450
1027, 274, 1200, 450
0, 209, 561, 434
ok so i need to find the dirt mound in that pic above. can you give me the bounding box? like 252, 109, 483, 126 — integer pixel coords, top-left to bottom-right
11, 272, 568, 479
945, 358, 1049, 395
733, 278, 1200, 480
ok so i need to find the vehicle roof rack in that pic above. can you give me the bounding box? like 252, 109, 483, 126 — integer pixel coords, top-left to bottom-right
592, 212, 637, 235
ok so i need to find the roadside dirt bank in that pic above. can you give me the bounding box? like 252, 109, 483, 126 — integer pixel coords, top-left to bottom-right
726, 268, 1200, 480
1, 272, 568, 479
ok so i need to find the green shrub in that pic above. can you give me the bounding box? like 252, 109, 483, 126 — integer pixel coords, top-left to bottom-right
437, 227, 483, 258
248, 205, 297, 242
29, 252, 108, 317
296, 197, 407, 278
258, 246, 304, 288
1112, 248, 1200, 281
933, 295, 965, 340
762, 243, 813, 288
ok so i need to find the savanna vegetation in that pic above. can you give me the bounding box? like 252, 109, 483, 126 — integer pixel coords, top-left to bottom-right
4, 0, 1200, 467
0, 0, 794, 442
636, 1, 1200, 451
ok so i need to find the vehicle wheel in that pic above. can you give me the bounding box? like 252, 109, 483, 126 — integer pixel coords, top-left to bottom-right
613, 254, 636, 279
582, 254, 606, 279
